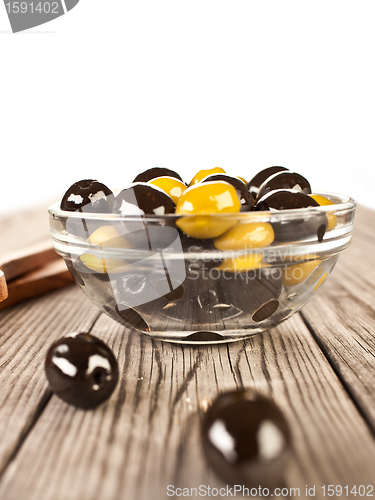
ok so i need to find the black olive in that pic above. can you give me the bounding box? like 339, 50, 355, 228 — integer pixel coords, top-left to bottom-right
256, 171, 311, 201
184, 331, 224, 342
201, 174, 252, 209
255, 189, 318, 211
45, 333, 119, 409
113, 183, 175, 216
61, 179, 113, 213
133, 167, 184, 184
255, 189, 327, 242
201, 389, 292, 489
247, 166, 289, 199
114, 305, 150, 332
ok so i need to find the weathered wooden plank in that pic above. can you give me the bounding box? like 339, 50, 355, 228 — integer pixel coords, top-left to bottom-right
0, 314, 374, 500
0, 285, 100, 473
301, 205, 375, 428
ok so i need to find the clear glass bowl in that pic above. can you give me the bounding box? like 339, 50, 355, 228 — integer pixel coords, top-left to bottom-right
48, 193, 356, 344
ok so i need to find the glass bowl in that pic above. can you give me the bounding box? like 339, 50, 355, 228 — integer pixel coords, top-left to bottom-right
48, 193, 356, 344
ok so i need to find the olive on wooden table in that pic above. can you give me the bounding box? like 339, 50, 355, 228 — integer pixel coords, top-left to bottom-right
45, 333, 119, 409
201, 389, 292, 489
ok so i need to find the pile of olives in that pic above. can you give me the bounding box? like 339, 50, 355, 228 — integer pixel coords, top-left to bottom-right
60, 166, 333, 244
59, 167, 336, 330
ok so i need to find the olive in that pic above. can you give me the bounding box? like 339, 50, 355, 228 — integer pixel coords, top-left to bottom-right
114, 305, 150, 332
313, 272, 328, 292
132, 167, 184, 184
310, 194, 337, 231
214, 222, 274, 251
201, 173, 252, 209
255, 189, 318, 211
282, 259, 322, 287
189, 167, 226, 186
247, 166, 289, 199
201, 389, 292, 489
176, 181, 241, 239
114, 262, 185, 309
79, 253, 129, 274
255, 189, 327, 242
61, 179, 113, 213
45, 333, 119, 409
113, 183, 175, 216
184, 331, 224, 342
87, 225, 135, 249
80, 225, 135, 274
256, 171, 311, 202
67, 258, 110, 283
216, 252, 266, 273
237, 176, 247, 185
148, 176, 187, 205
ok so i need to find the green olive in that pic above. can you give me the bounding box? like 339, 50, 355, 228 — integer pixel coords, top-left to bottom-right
217, 253, 268, 273
214, 222, 274, 251
310, 194, 337, 231
282, 260, 322, 286
148, 176, 187, 204
189, 167, 226, 186
176, 181, 241, 239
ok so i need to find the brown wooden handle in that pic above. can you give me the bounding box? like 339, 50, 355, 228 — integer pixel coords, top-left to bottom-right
0, 270, 8, 302
0, 259, 74, 311
0, 240, 59, 282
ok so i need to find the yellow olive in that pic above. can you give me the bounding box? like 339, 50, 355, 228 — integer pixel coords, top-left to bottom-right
214, 222, 274, 251
282, 260, 322, 287
310, 194, 337, 231
176, 181, 241, 239
313, 272, 328, 292
83, 226, 133, 273
217, 253, 267, 273
80, 253, 129, 273
148, 176, 186, 204
87, 226, 135, 249
189, 167, 226, 186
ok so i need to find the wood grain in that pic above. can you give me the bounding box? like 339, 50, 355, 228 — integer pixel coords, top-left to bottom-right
301, 204, 375, 428
0, 314, 374, 500
0, 286, 100, 474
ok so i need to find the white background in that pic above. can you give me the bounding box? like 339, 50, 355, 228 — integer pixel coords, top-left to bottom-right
1, 1, 374, 217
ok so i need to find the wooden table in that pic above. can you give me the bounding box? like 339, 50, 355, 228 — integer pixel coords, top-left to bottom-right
0, 204, 374, 500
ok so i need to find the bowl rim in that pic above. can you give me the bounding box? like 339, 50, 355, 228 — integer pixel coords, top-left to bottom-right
48, 191, 356, 221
